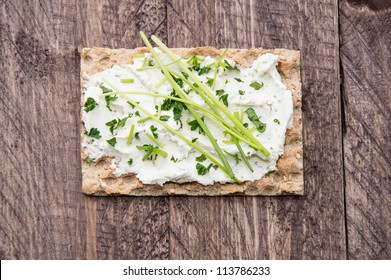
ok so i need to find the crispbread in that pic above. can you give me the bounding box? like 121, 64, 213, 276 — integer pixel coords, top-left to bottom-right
80, 47, 303, 196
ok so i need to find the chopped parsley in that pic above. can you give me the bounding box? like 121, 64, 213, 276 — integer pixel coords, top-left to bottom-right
198, 66, 211, 75
219, 94, 229, 106
249, 81, 264, 90
99, 85, 112, 93
86, 157, 94, 164
150, 125, 158, 138
245, 108, 266, 133
105, 116, 129, 134
223, 59, 240, 72
127, 158, 133, 166
206, 77, 214, 87
135, 132, 140, 140
159, 115, 170, 121
274, 119, 280, 125
147, 59, 155, 66
84, 128, 102, 139
106, 137, 117, 147
196, 163, 213, 175
195, 154, 206, 162
104, 95, 118, 111
216, 89, 225, 97
234, 77, 244, 83
137, 144, 167, 163
84, 97, 98, 112
135, 111, 141, 117
170, 155, 178, 163
188, 116, 205, 134
191, 138, 198, 143
238, 90, 245, 95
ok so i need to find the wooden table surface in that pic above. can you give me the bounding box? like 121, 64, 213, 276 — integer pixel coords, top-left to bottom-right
0, 0, 390, 260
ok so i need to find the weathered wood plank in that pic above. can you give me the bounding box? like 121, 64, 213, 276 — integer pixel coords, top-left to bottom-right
0, 0, 86, 259
76, 0, 170, 259
339, 0, 391, 259
168, 0, 346, 259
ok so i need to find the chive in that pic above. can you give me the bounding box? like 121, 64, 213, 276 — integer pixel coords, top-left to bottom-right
120, 78, 134, 83
141, 32, 238, 182
146, 132, 163, 147
151, 34, 270, 157
154, 76, 168, 88
127, 124, 135, 145
133, 53, 145, 58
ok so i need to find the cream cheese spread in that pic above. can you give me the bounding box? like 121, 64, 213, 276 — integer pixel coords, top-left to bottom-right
81, 49, 293, 185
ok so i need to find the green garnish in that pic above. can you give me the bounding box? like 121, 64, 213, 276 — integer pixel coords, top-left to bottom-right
195, 154, 206, 162
84, 128, 102, 139
99, 85, 112, 93
274, 119, 280, 124
86, 157, 94, 164
223, 59, 240, 72
196, 163, 213, 175
216, 89, 225, 96
127, 158, 133, 166
137, 144, 167, 163
84, 97, 98, 112
234, 77, 244, 83
105, 116, 129, 134
188, 116, 205, 134
243, 123, 249, 128
206, 77, 214, 87
159, 115, 170, 121
238, 90, 245, 95
170, 155, 178, 163
219, 94, 229, 106
147, 59, 155, 67
245, 108, 266, 133
135, 111, 141, 117
224, 150, 241, 164
120, 78, 134, 83
198, 66, 211, 75
135, 132, 140, 140
150, 125, 158, 138
191, 138, 198, 143
127, 124, 135, 145
104, 95, 118, 111
249, 81, 264, 90
106, 137, 117, 147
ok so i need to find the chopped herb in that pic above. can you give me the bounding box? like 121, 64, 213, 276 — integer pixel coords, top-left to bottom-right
120, 78, 134, 83
106, 137, 117, 147
135, 132, 140, 140
159, 115, 170, 121
224, 151, 241, 164
235, 77, 244, 83
150, 125, 158, 138
99, 85, 112, 93
245, 108, 267, 133
188, 116, 205, 134
249, 81, 264, 90
172, 75, 184, 88
104, 95, 118, 111
274, 119, 280, 125
243, 123, 249, 128
196, 163, 213, 175
155, 105, 159, 112
219, 94, 229, 106
198, 66, 211, 75
147, 59, 155, 66
127, 101, 138, 109
135, 111, 141, 117
170, 155, 178, 163
84, 97, 98, 112
206, 77, 214, 87
191, 138, 198, 143
137, 144, 167, 163
238, 90, 245, 95
173, 102, 186, 122
223, 59, 240, 72
127, 158, 133, 166
225, 79, 229, 84
216, 89, 225, 97
195, 154, 206, 162
86, 157, 94, 164
181, 71, 189, 79
105, 116, 129, 134
85, 128, 102, 139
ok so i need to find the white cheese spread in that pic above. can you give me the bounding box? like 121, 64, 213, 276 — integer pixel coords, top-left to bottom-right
82, 49, 293, 185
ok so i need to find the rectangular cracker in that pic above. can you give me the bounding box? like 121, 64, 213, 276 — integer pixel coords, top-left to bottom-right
80, 47, 303, 196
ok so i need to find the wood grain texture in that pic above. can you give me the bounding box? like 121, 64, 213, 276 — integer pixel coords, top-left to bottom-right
168, 0, 346, 259
76, 0, 170, 259
0, 0, 86, 259
339, 0, 391, 259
